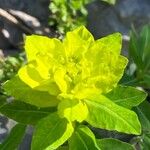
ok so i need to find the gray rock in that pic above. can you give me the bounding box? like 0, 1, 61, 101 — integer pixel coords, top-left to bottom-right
0, 0, 52, 50
0, 0, 50, 24
0, 21, 12, 49
0, 115, 8, 143
87, 0, 150, 39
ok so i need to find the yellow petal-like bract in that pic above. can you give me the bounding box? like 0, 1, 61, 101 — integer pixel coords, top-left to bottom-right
18, 26, 128, 121
19, 26, 127, 97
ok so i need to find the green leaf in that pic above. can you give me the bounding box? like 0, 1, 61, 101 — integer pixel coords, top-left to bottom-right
105, 85, 147, 109
129, 25, 150, 71
0, 95, 7, 107
3, 76, 59, 107
0, 123, 26, 150
140, 25, 150, 70
119, 72, 138, 86
140, 133, 150, 150
32, 113, 74, 150
143, 74, 150, 87
134, 101, 150, 132
69, 125, 100, 150
84, 95, 141, 135
129, 27, 143, 70
97, 138, 134, 150
134, 101, 150, 149
0, 100, 56, 125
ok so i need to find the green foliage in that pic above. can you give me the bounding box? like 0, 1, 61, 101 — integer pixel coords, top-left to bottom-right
133, 101, 150, 149
0, 99, 56, 125
32, 113, 74, 150
0, 123, 26, 150
97, 138, 134, 150
129, 25, 150, 72
49, 0, 116, 34
69, 125, 100, 150
0, 54, 24, 83
0, 53, 24, 99
141, 134, 150, 150
122, 25, 150, 89
105, 85, 147, 109
134, 101, 150, 132
49, 0, 88, 34
121, 24, 150, 149
1, 26, 146, 149
85, 95, 141, 135
3, 76, 59, 107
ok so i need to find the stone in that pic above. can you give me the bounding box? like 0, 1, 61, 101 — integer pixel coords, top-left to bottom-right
87, 0, 150, 38
0, 0, 50, 24
0, 0, 52, 50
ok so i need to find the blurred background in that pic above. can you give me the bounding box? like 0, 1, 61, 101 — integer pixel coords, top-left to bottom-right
0, 0, 150, 149
0, 0, 149, 52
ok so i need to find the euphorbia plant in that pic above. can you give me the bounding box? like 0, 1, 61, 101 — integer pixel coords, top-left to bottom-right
1, 26, 147, 150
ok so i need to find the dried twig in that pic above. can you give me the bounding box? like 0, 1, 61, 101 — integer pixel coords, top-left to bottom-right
0, 8, 33, 34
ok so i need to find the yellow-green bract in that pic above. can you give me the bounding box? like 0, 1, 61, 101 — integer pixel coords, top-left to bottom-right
18, 26, 127, 122
3, 26, 145, 141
